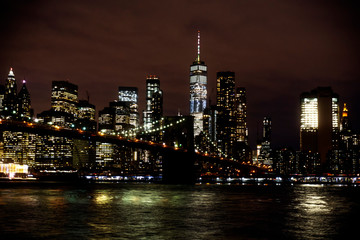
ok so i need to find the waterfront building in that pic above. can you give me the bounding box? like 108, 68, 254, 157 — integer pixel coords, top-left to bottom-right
35, 135, 73, 167
73, 139, 96, 168
300, 87, 339, 170
0, 131, 37, 166
0, 162, 28, 178
216, 71, 236, 158
118, 87, 139, 128
295, 151, 321, 174
190, 31, 207, 136
272, 148, 296, 175
96, 142, 116, 166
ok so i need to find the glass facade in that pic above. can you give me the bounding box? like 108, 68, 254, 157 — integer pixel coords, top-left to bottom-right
190, 32, 207, 136
235, 87, 248, 143
301, 98, 318, 130
143, 76, 162, 129
118, 87, 139, 128
300, 87, 340, 167
51, 81, 79, 117
216, 71, 236, 157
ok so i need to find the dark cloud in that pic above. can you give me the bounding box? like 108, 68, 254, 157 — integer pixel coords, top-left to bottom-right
1, 0, 359, 148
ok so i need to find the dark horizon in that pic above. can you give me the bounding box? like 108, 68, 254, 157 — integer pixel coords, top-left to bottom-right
1, 0, 360, 149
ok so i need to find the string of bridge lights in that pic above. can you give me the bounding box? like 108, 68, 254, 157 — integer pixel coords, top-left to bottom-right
120, 117, 187, 137
194, 132, 233, 160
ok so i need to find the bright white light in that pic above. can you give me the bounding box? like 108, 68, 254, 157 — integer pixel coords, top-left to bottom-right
301, 98, 318, 130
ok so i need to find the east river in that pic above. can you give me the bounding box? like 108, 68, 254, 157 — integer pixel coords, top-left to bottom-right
0, 181, 359, 239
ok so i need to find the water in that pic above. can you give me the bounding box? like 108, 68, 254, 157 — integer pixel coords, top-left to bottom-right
0, 182, 359, 239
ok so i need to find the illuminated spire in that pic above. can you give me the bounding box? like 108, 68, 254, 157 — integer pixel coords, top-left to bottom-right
8, 67, 14, 77
342, 103, 348, 117
196, 30, 200, 62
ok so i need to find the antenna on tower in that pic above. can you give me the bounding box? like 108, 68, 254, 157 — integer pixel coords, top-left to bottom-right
86, 91, 90, 102
197, 30, 201, 62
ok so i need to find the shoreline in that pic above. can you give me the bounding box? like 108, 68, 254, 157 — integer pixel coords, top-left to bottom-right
1, 175, 359, 186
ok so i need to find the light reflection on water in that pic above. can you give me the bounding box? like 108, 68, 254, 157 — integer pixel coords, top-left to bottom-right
0, 182, 359, 239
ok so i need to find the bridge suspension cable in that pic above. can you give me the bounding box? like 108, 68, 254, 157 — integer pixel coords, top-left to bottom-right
194, 132, 234, 160
120, 117, 187, 137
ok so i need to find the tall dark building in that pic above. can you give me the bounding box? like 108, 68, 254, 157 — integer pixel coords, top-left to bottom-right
76, 99, 96, 132
340, 103, 350, 133
98, 106, 115, 134
216, 71, 236, 157
334, 103, 360, 174
203, 105, 218, 142
143, 75, 163, 129
258, 117, 272, 165
3, 68, 18, 119
0, 84, 5, 116
151, 90, 163, 122
18, 80, 33, 121
235, 87, 248, 144
190, 31, 207, 136
300, 87, 339, 170
110, 101, 131, 133
263, 117, 271, 143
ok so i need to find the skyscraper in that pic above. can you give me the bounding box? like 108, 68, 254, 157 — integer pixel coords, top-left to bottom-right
51, 81, 79, 117
190, 31, 207, 136
143, 75, 162, 129
0, 84, 5, 117
110, 101, 131, 132
3, 68, 18, 119
98, 106, 115, 134
37, 80, 79, 128
300, 87, 339, 169
76, 99, 96, 132
18, 80, 33, 121
337, 103, 360, 173
216, 71, 236, 157
118, 87, 139, 128
235, 87, 248, 144
258, 117, 272, 165
340, 103, 350, 133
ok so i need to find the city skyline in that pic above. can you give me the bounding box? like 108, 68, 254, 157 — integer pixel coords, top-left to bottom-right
1, 0, 360, 148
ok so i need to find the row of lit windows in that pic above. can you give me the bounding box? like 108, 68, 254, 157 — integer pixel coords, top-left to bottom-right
300, 98, 318, 130
332, 98, 339, 129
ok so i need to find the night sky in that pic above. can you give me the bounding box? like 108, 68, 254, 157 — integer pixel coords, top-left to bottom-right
1, 0, 360, 149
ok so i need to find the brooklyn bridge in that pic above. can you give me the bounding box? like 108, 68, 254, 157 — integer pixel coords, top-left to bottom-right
0, 118, 270, 183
